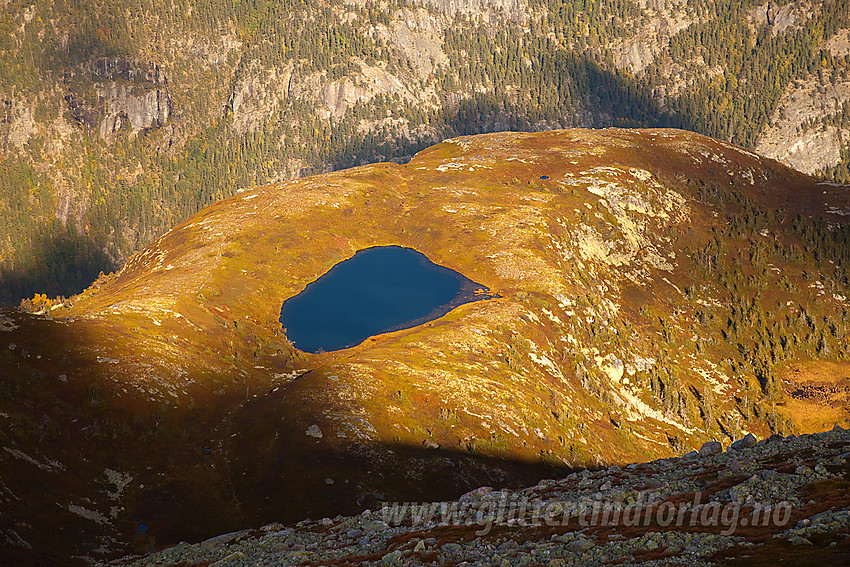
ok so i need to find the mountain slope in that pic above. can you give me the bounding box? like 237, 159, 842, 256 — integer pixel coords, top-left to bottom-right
1, 128, 849, 564
2, 0, 850, 302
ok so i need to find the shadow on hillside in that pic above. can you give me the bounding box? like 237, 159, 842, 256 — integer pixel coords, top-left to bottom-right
0, 310, 584, 566
0, 309, 585, 566
225, 439, 578, 535
0, 227, 116, 307
127, 440, 579, 559
317, 52, 694, 173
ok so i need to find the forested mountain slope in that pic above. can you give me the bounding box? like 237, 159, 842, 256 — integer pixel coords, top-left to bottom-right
1, 0, 850, 302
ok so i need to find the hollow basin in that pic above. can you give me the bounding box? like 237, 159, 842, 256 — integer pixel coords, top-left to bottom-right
279, 246, 493, 353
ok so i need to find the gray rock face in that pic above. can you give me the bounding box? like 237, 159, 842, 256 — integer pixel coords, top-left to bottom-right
748, 0, 805, 35
379, 8, 448, 79
63, 58, 174, 140
97, 84, 172, 138
4, 99, 38, 149
318, 62, 410, 119
417, 0, 528, 22
230, 61, 293, 135
459, 486, 493, 500
730, 433, 758, 451
755, 69, 850, 175
699, 440, 723, 456
608, 1, 697, 75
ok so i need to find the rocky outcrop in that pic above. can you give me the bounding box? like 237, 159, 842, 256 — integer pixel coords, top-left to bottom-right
318, 62, 411, 119
65, 59, 173, 140
375, 7, 448, 79
748, 0, 816, 36
3, 98, 38, 149
96, 84, 171, 138
748, 3, 850, 175
825, 28, 850, 58
755, 70, 850, 175
417, 0, 528, 22
609, 0, 696, 75
231, 55, 422, 131
230, 61, 294, 134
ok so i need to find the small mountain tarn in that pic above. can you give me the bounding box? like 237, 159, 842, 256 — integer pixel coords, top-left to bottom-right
279, 246, 495, 353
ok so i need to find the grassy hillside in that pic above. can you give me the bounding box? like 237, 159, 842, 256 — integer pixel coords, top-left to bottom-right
1, 128, 848, 564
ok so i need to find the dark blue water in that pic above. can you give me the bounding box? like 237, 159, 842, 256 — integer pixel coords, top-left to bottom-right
279, 246, 493, 353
